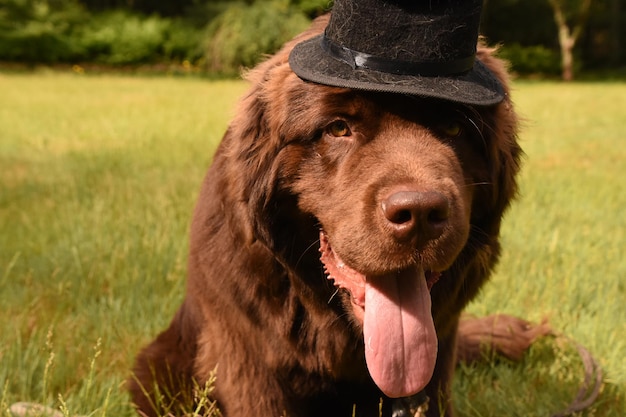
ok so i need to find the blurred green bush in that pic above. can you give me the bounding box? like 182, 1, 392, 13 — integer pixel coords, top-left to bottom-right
498, 43, 562, 76
0, 0, 310, 69
75, 12, 201, 65
201, 1, 310, 74
0, 0, 86, 62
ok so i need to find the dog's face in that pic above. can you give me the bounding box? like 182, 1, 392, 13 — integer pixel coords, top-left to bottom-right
282, 90, 492, 396
228, 80, 512, 397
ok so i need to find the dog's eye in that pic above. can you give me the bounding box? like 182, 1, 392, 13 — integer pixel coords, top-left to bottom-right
326, 120, 352, 138
438, 121, 463, 138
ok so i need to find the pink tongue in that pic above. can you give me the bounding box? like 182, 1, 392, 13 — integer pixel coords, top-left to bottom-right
363, 267, 438, 398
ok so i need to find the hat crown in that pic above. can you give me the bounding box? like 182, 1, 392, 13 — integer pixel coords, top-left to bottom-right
288, 0, 505, 105
325, 0, 482, 72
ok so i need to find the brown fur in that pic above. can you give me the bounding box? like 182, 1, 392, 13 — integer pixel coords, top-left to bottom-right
130, 17, 530, 417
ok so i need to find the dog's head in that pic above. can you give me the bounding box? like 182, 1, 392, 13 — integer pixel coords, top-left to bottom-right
219, 19, 521, 398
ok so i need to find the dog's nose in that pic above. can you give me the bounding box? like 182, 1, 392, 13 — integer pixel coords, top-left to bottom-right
381, 190, 449, 244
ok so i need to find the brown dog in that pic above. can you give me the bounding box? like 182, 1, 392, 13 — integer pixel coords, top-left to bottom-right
129, 8, 545, 417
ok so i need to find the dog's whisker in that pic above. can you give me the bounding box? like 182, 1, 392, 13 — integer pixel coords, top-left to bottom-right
327, 288, 340, 304
294, 238, 322, 270
462, 181, 492, 188
458, 106, 491, 154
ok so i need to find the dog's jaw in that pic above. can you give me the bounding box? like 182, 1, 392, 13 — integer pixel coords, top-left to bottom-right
319, 230, 439, 398
319, 230, 442, 316
319, 231, 366, 321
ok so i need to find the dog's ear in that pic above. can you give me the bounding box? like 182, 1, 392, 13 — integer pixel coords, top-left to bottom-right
475, 44, 523, 237
432, 46, 522, 312
220, 47, 301, 251
222, 87, 281, 249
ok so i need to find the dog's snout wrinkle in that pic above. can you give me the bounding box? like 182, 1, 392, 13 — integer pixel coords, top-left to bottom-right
381, 189, 450, 244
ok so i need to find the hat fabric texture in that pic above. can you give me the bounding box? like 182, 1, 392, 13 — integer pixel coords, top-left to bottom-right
288, 0, 504, 106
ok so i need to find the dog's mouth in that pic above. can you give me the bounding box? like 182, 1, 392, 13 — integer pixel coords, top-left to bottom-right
319, 230, 440, 399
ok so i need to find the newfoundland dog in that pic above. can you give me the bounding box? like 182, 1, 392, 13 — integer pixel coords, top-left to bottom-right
130, 3, 546, 416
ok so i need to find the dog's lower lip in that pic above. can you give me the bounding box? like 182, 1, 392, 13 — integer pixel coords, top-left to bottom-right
319, 229, 442, 299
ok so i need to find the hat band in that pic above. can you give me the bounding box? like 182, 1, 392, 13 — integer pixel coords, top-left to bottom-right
321, 34, 475, 77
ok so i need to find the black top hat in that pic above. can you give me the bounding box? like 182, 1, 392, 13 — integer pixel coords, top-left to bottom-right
289, 0, 504, 106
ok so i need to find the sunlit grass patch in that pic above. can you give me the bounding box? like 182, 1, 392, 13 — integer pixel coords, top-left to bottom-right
0, 73, 624, 416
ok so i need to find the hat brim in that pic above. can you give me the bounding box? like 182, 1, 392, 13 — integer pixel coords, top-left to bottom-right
289, 35, 505, 106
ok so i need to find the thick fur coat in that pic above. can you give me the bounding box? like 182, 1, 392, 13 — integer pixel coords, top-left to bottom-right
130, 17, 532, 417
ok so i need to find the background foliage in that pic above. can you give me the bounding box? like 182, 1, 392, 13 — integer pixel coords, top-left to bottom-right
0, 0, 624, 76
202, 1, 309, 74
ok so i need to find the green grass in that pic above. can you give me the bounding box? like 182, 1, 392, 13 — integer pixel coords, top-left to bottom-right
456, 81, 626, 416
0, 73, 624, 416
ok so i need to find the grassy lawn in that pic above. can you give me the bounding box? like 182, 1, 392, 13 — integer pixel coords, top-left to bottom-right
0, 72, 624, 416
